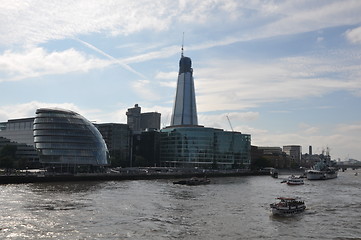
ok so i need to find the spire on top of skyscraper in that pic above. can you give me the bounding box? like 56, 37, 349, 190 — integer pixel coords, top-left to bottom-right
181, 32, 184, 57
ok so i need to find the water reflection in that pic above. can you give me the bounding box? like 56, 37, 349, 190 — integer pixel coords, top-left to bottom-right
28, 181, 102, 194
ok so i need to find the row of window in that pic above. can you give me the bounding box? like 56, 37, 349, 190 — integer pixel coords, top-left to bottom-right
34, 108, 109, 166
34, 129, 92, 137
34, 123, 88, 130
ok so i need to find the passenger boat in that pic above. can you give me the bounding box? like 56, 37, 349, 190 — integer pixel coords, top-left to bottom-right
270, 197, 306, 216
173, 177, 210, 186
286, 176, 304, 185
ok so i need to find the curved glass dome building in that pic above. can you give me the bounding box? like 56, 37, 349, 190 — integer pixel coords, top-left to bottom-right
33, 108, 109, 167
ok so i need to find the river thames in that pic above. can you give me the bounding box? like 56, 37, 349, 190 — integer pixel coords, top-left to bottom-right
0, 170, 360, 240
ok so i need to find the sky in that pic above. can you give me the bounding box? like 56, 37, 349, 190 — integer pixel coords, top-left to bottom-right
0, 0, 361, 161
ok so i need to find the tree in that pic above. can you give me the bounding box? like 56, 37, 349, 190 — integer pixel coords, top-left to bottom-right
251, 157, 272, 170
0, 145, 17, 169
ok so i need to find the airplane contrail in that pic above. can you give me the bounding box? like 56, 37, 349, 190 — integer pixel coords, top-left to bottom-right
75, 38, 146, 79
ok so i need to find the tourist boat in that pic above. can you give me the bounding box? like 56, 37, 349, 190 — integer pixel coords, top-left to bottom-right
286, 176, 304, 185
270, 197, 306, 216
173, 177, 210, 186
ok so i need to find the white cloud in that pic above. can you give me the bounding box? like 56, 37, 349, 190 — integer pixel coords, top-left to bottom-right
0, 0, 174, 46
131, 79, 162, 101
298, 123, 320, 135
0, 101, 81, 120
0, 101, 125, 124
192, 51, 361, 112
257, 1, 361, 40
335, 122, 361, 133
0, 47, 111, 82
345, 26, 361, 44
198, 111, 259, 130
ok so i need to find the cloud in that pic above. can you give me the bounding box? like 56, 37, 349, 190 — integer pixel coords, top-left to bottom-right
336, 122, 361, 133
0, 0, 173, 46
131, 79, 162, 101
0, 101, 81, 120
298, 123, 320, 135
345, 26, 361, 44
256, 1, 361, 40
0, 101, 125, 124
0, 47, 111, 82
198, 111, 259, 130
192, 51, 361, 112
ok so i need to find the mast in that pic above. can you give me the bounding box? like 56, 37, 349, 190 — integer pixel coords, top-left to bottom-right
181, 32, 184, 57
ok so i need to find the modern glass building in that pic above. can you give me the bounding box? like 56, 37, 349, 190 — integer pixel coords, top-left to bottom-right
160, 126, 251, 169
33, 108, 109, 168
170, 52, 198, 126
95, 123, 131, 167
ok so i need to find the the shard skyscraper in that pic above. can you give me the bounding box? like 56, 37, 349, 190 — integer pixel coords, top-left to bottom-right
170, 49, 198, 126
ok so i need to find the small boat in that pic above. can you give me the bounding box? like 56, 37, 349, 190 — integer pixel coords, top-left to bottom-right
173, 177, 210, 186
270, 168, 279, 178
286, 176, 304, 185
270, 197, 306, 216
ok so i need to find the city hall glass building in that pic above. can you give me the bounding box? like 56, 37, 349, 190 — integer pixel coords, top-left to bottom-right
33, 108, 109, 168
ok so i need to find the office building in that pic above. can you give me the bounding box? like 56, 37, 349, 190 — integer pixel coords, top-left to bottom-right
160, 126, 250, 169
170, 49, 198, 126
283, 145, 302, 163
126, 104, 141, 134
0, 118, 35, 146
140, 112, 161, 131
0, 118, 39, 166
126, 104, 161, 134
95, 123, 131, 167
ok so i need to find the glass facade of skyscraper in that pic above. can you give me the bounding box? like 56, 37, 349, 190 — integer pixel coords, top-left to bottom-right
160, 126, 251, 169
33, 108, 109, 166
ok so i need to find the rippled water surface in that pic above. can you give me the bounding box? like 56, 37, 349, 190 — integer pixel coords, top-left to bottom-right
1, 170, 360, 239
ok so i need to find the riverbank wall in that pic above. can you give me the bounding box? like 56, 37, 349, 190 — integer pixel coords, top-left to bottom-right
0, 170, 270, 184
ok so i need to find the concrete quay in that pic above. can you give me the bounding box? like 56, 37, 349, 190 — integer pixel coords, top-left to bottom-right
0, 169, 269, 184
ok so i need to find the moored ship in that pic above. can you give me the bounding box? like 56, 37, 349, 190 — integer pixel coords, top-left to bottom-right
306, 151, 338, 180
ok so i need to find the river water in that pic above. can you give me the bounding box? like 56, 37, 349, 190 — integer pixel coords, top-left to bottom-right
0, 170, 360, 240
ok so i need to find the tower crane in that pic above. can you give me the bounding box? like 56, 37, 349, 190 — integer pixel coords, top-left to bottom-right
226, 115, 234, 132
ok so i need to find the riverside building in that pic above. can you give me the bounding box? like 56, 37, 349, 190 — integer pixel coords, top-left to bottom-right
33, 108, 109, 172
95, 123, 131, 167
160, 48, 251, 169
0, 118, 39, 166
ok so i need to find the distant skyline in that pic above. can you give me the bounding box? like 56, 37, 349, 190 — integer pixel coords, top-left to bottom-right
1, 1, 361, 160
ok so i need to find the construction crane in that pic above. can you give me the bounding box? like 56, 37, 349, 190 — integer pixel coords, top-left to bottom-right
226, 115, 234, 132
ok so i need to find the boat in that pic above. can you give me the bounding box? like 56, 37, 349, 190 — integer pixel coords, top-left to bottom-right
286, 176, 304, 185
306, 149, 338, 180
306, 168, 338, 180
270, 197, 306, 216
173, 177, 210, 186
270, 168, 279, 178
